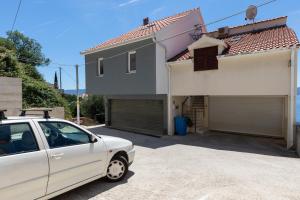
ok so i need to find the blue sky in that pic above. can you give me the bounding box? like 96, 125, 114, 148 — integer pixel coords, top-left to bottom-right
0, 0, 300, 89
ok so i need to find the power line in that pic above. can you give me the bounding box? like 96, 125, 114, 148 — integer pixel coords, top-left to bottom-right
204, 0, 277, 28
9, 0, 278, 67
81, 0, 278, 66
79, 41, 155, 66
60, 67, 76, 83
11, 0, 22, 32
158, 0, 277, 43
16, 57, 81, 67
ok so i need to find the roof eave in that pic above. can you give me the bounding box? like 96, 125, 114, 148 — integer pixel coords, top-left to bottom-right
80, 34, 155, 56
169, 46, 297, 64
168, 59, 193, 66
218, 47, 294, 60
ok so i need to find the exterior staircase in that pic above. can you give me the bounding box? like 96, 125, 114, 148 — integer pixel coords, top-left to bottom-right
182, 96, 206, 134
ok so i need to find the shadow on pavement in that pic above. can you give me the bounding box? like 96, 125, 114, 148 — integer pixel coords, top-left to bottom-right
52, 171, 135, 200
90, 126, 297, 158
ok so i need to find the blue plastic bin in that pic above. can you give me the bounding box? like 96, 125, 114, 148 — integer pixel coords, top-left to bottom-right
175, 116, 187, 136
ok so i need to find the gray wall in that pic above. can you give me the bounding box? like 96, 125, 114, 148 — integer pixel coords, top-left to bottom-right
0, 77, 22, 116
85, 39, 156, 95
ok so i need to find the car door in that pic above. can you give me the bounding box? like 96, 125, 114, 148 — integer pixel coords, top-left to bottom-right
35, 120, 107, 194
0, 120, 49, 200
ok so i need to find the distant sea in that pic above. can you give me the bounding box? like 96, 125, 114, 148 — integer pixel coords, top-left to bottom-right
63, 89, 86, 95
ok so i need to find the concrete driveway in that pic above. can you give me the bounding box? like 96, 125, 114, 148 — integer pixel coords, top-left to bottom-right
53, 127, 300, 200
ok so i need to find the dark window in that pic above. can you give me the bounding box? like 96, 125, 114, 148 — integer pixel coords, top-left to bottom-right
39, 122, 91, 149
194, 46, 218, 71
128, 51, 136, 73
0, 123, 39, 157
97, 58, 104, 76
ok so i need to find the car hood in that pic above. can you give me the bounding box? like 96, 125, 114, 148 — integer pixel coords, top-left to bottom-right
97, 135, 133, 150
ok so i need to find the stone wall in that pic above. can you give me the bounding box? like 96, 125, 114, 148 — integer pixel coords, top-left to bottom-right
27, 107, 65, 119
0, 77, 22, 116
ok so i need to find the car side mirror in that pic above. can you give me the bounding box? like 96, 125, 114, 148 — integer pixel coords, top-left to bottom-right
90, 135, 98, 143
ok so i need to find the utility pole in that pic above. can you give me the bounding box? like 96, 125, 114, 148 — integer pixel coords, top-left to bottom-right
59, 67, 62, 90
76, 64, 80, 125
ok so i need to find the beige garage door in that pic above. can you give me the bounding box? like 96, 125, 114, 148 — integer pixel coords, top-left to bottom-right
110, 99, 164, 135
209, 96, 284, 137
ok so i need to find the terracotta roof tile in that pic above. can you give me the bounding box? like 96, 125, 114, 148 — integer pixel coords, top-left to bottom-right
169, 21, 299, 62
84, 8, 199, 53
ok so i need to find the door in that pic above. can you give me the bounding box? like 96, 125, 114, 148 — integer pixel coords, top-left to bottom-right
110, 99, 164, 135
37, 121, 107, 194
0, 121, 49, 200
209, 96, 284, 137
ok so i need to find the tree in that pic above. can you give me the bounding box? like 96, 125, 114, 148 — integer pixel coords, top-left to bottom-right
0, 32, 71, 118
80, 95, 104, 120
6, 31, 50, 66
54, 72, 58, 89
0, 37, 14, 50
62, 94, 77, 117
0, 43, 19, 77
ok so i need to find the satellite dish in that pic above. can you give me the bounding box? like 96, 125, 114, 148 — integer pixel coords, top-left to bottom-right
245, 5, 257, 21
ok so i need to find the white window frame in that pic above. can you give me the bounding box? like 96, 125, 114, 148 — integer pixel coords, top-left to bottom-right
97, 58, 104, 77
127, 51, 136, 74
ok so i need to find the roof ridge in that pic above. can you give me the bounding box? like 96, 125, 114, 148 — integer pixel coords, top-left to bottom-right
229, 16, 287, 29
219, 24, 288, 38
207, 16, 287, 35
106, 8, 199, 36
83, 7, 201, 54
146, 7, 199, 26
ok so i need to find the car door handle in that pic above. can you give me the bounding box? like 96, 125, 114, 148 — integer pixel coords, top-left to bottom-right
50, 153, 64, 159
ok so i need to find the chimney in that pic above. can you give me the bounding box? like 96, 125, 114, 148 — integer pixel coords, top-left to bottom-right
143, 17, 149, 26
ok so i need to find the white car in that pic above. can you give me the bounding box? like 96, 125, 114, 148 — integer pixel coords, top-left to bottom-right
0, 111, 135, 200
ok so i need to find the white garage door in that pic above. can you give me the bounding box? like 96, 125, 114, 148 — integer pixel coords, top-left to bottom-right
209, 96, 284, 137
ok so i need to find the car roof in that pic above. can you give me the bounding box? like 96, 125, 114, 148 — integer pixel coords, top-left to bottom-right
4, 116, 62, 121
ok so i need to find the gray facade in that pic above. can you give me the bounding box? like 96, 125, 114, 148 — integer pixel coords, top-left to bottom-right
85, 39, 168, 135
85, 39, 157, 95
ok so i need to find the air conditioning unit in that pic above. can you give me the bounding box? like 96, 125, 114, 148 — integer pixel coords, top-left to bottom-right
218, 26, 229, 37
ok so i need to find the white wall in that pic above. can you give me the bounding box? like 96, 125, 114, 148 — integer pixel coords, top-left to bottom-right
156, 10, 204, 60
155, 9, 205, 95
171, 50, 291, 96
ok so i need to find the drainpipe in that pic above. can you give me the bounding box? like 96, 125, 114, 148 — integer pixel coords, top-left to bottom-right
152, 37, 173, 135
287, 45, 298, 149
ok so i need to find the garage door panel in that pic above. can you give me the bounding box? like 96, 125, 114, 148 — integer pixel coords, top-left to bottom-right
209, 96, 284, 137
110, 99, 164, 135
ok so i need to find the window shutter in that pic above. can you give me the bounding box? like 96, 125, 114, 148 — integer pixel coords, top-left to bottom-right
206, 46, 218, 69
194, 48, 206, 71
194, 46, 218, 71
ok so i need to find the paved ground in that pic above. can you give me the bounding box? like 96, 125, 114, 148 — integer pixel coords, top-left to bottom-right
53, 127, 300, 200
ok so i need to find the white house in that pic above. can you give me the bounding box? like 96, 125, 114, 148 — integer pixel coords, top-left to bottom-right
167, 16, 299, 148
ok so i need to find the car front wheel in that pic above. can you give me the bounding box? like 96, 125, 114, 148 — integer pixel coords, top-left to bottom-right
106, 156, 128, 182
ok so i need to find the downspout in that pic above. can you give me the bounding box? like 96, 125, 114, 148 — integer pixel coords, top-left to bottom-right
287, 45, 298, 148
152, 37, 173, 135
